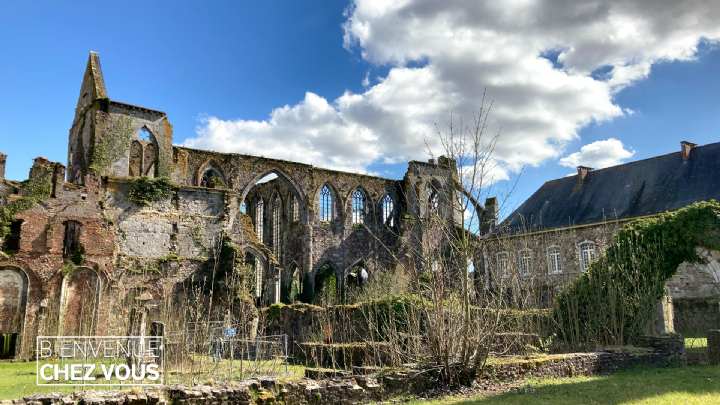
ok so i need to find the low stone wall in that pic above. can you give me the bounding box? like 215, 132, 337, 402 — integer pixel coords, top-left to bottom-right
3, 336, 684, 404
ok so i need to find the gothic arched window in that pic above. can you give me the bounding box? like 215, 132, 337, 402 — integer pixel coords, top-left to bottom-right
255, 199, 264, 242
272, 195, 282, 259
200, 167, 225, 188
351, 189, 366, 225
381, 194, 394, 227
293, 196, 300, 222
319, 185, 333, 222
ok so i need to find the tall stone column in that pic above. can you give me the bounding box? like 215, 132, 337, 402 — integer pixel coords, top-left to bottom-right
652, 294, 675, 336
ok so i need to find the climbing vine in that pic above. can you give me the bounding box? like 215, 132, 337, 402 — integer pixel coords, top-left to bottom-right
127, 177, 175, 206
0, 163, 54, 240
553, 201, 720, 348
90, 115, 134, 175
219, 238, 257, 302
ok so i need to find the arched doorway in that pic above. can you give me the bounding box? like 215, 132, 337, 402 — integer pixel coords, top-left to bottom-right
287, 263, 302, 303
344, 261, 369, 303
0, 267, 28, 358
59, 267, 101, 336
313, 263, 338, 306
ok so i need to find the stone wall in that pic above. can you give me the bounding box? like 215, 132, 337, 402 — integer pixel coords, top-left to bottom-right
0, 52, 466, 361
480, 221, 624, 306
4, 339, 684, 404
673, 298, 720, 337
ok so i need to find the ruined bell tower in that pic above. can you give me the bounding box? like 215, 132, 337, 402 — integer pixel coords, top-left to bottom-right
67, 52, 175, 183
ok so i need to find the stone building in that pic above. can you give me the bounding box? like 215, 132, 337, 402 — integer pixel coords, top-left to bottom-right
0, 52, 468, 359
480, 140, 720, 334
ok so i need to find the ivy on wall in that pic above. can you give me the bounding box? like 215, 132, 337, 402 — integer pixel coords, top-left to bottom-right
127, 177, 175, 206
553, 200, 720, 348
90, 115, 134, 175
0, 163, 54, 240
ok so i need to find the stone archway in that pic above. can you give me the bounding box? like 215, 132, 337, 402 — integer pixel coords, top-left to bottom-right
0, 266, 28, 358
59, 267, 101, 336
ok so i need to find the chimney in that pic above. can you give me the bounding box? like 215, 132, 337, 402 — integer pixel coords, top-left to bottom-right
0, 152, 6, 180
481, 196, 498, 234
577, 166, 593, 182
680, 141, 697, 160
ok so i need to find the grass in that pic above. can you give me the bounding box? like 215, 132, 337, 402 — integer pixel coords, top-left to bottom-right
409, 365, 720, 405
0, 358, 304, 400
0, 361, 78, 399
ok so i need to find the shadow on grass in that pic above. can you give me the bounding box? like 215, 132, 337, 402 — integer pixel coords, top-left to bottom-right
456, 365, 720, 405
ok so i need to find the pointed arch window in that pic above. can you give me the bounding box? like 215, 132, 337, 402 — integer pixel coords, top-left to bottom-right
255, 199, 264, 242
319, 185, 333, 222
351, 189, 366, 225
200, 167, 225, 188
381, 195, 394, 227
272, 195, 282, 259
138, 128, 153, 142
289, 195, 299, 223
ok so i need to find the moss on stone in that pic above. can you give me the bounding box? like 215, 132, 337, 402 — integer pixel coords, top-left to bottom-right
127, 176, 175, 206
0, 164, 54, 241
90, 115, 134, 174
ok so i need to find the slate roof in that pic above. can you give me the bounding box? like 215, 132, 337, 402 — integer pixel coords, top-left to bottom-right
501, 141, 720, 232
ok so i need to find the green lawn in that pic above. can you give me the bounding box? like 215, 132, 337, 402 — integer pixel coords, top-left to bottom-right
411, 365, 720, 405
0, 359, 304, 400
0, 361, 78, 399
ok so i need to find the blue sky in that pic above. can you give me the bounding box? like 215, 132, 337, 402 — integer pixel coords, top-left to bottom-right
1, 1, 719, 217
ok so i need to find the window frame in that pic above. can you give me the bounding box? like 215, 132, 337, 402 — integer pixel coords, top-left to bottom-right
578, 240, 597, 272
255, 199, 264, 242
351, 189, 366, 225
319, 185, 334, 222
272, 195, 282, 259
496, 251, 510, 278
518, 248, 532, 277
546, 245, 562, 275
380, 194, 395, 227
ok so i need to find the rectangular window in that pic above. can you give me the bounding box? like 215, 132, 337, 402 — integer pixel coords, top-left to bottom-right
496, 252, 510, 278
579, 241, 597, 272
547, 246, 562, 274
63, 221, 82, 259
518, 250, 532, 277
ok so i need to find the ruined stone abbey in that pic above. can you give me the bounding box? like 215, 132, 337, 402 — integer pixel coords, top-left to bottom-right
0, 53, 468, 359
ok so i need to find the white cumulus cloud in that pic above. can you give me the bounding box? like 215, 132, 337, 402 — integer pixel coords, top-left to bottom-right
559, 138, 635, 169
185, 0, 720, 175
